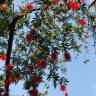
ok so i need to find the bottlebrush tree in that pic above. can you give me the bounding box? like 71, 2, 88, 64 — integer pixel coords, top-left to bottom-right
0, 0, 96, 96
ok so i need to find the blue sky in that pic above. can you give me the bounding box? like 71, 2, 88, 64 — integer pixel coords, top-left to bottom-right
67, 49, 96, 96
1, 0, 96, 96
1, 45, 96, 96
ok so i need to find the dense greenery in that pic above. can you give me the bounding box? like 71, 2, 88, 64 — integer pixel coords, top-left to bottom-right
0, 0, 95, 96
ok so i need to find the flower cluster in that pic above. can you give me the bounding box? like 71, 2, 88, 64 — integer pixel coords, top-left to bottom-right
4, 75, 14, 85
29, 88, 38, 96
6, 63, 14, 70
34, 59, 47, 69
31, 75, 43, 83
60, 84, 69, 96
0, 0, 94, 95
0, 53, 6, 61
50, 0, 60, 5
25, 34, 33, 42
79, 18, 86, 25
67, 0, 79, 10
64, 52, 71, 61
50, 52, 58, 61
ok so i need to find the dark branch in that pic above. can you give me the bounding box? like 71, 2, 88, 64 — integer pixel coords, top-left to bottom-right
88, 0, 96, 8
4, 15, 24, 96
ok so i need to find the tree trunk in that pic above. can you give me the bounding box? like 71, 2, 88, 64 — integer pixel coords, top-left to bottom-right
4, 15, 24, 96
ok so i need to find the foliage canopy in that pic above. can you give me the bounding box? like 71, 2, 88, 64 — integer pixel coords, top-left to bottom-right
0, 0, 96, 96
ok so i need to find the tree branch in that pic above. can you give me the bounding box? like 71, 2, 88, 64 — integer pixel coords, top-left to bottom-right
4, 14, 25, 96
88, 0, 96, 9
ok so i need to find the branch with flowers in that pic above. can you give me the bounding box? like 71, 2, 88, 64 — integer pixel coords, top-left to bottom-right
0, 0, 96, 96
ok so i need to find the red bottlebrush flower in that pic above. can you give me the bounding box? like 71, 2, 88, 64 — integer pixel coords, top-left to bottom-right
15, 72, 21, 80
79, 18, 86, 25
35, 59, 47, 69
34, 60, 41, 69
31, 76, 37, 83
25, 34, 33, 42
4, 75, 14, 85
50, 0, 59, 5
65, 92, 68, 96
67, 1, 79, 10
64, 52, 71, 61
25, 4, 33, 10
6, 63, 14, 70
0, 53, 6, 61
60, 84, 66, 91
29, 89, 38, 96
51, 52, 58, 61
8, 75, 14, 82
4, 80, 11, 85
40, 60, 47, 69
31, 75, 42, 83
37, 76, 43, 83
78, 0, 84, 4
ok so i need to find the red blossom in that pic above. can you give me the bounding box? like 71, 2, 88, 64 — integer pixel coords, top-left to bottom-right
4, 80, 11, 85
67, 1, 79, 10
0, 53, 6, 61
34, 59, 47, 69
6, 63, 14, 70
34, 60, 41, 69
29, 89, 38, 96
50, 0, 59, 5
31, 76, 37, 83
8, 75, 14, 82
25, 4, 33, 10
78, 0, 84, 4
65, 92, 68, 96
4, 75, 14, 85
15, 72, 21, 80
31, 75, 43, 83
36, 76, 43, 83
64, 52, 71, 61
25, 34, 33, 42
51, 52, 58, 61
40, 60, 47, 69
79, 18, 86, 25
60, 84, 66, 91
